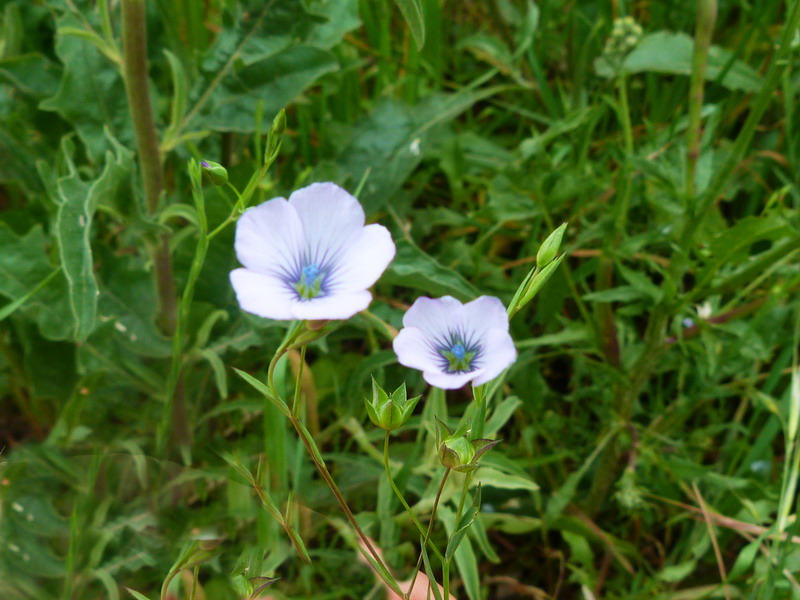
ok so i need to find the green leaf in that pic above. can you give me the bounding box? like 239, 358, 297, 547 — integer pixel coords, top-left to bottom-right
197, 348, 228, 399
233, 367, 291, 417
55, 133, 133, 340
200, 45, 338, 133
162, 49, 189, 146
394, 0, 425, 49
582, 285, 647, 303
125, 589, 153, 600
439, 506, 480, 600
0, 223, 72, 340
384, 239, 479, 301
339, 89, 507, 214
472, 465, 539, 492
657, 559, 698, 583
594, 31, 762, 92
39, 13, 128, 161
0, 53, 62, 98
445, 486, 481, 559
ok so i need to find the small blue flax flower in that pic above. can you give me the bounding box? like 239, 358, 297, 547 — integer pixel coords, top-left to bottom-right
230, 183, 396, 320
393, 296, 516, 389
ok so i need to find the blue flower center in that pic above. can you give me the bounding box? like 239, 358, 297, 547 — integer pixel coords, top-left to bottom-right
440, 340, 476, 373
294, 262, 325, 300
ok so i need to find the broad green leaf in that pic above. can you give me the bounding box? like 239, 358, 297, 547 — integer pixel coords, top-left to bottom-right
339, 89, 507, 214
472, 465, 539, 492
594, 31, 762, 92
383, 239, 479, 301
55, 133, 133, 340
39, 13, 128, 161
0, 53, 62, 98
200, 45, 338, 133
394, 0, 425, 49
0, 223, 72, 340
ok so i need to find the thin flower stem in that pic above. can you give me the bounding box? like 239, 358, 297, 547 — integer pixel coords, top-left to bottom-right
288, 410, 402, 596
472, 383, 487, 438
443, 471, 474, 600
291, 345, 307, 416
262, 331, 401, 596
407, 468, 450, 599
382, 432, 445, 562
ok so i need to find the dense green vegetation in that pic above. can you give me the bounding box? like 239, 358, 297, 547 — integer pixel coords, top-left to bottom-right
2, 0, 800, 598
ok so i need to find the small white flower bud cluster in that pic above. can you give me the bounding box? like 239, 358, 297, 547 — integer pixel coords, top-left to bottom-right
602, 16, 644, 64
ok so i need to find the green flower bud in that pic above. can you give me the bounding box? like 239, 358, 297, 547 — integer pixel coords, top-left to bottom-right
435, 418, 500, 473
272, 108, 287, 137
200, 160, 228, 186
536, 222, 567, 268
365, 378, 420, 431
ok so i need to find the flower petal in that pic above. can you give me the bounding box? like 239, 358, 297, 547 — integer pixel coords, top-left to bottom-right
230, 268, 296, 320
422, 369, 476, 390
288, 183, 366, 265
234, 198, 304, 277
289, 290, 372, 320
458, 296, 510, 338
471, 328, 517, 385
328, 224, 396, 292
393, 327, 442, 373
402, 296, 463, 346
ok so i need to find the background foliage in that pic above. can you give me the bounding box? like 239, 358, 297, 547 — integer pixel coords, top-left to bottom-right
2, 0, 800, 598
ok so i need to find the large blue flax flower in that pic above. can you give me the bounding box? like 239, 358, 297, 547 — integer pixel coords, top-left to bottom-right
393, 296, 516, 389
230, 183, 396, 320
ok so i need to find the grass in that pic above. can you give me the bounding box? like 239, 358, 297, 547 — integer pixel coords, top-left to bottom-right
1, 0, 800, 598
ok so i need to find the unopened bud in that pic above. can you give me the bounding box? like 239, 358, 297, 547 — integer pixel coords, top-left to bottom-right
365, 378, 420, 431
200, 160, 228, 186
435, 418, 499, 473
536, 222, 567, 268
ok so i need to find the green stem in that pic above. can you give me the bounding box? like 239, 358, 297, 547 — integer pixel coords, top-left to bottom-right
382, 432, 445, 562
120, 0, 177, 336
443, 472, 474, 600
686, 0, 717, 203
289, 410, 402, 596
292, 345, 307, 416
472, 383, 487, 438
407, 469, 451, 599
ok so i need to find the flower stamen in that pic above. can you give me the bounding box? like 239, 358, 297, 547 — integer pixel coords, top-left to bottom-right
294, 262, 325, 300
440, 340, 476, 373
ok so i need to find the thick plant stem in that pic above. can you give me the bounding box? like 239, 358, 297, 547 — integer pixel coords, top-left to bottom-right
121, 0, 177, 336
686, 0, 717, 203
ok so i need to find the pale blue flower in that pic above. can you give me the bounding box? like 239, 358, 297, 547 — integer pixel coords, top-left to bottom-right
393, 296, 516, 389
230, 183, 395, 320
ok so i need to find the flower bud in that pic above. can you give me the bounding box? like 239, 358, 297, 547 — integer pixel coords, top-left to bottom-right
365, 378, 420, 431
536, 222, 567, 268
200, 160, 228, 186
435, 418, 499, 473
